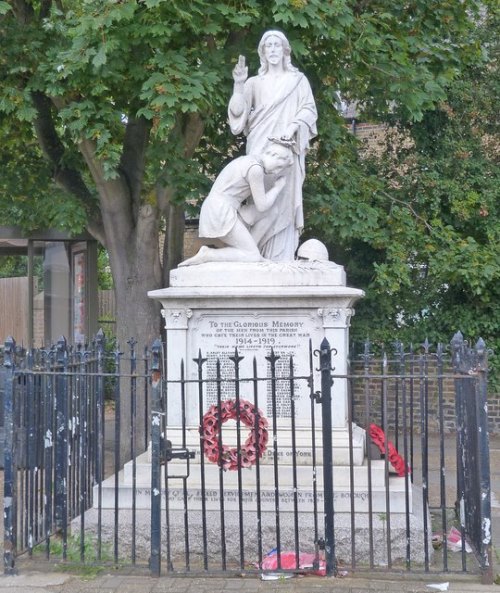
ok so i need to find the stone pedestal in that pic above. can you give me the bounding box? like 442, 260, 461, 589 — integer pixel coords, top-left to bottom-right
148, 259, 365, 465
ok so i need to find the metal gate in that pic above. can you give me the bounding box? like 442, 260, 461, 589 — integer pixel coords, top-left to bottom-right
149, 337, 334, 576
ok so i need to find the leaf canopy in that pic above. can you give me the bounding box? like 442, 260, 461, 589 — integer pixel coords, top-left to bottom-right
0, 0, 497, 383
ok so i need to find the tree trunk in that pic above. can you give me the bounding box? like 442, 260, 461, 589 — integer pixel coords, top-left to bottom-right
112, 273, 162, 465
78, 131, 164, 463
106, 203, 163, 465
163, 202, 185, 287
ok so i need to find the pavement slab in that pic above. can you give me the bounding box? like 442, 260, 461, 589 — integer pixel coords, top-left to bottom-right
0, 572, 498, 593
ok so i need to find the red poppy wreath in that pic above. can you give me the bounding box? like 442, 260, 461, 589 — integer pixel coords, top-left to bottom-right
200, 399, 269, 471
369, 423, 411, 477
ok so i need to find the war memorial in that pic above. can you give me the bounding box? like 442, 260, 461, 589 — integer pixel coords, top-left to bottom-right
90, 30, 426, 567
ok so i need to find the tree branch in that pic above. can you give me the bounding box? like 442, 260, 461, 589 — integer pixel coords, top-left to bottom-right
79, 137, 134, 242
12, 0, 56, 20
31, 91, 106, 242
119, 116, 152, 220
39, 0, 53, 19
156, 112, 204, 214
182, 111, 205, 159
156, 111, 205, 281
11, 0, 34, 23
225, 30, 249, 51
31, 93, 90, 201
380, 190, 434, 233
162, 200, 184, 286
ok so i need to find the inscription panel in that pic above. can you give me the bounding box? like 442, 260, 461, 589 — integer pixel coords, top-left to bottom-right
189, 311, 323, 423
133, 486, 381, 513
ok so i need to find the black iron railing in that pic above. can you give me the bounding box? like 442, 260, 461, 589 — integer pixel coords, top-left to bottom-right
452, 332, 492, 583
1, 331, 492, 583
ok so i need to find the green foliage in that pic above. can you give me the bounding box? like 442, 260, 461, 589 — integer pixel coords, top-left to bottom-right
34, 533, 116, 577
0, 256, 28, 278
97, 247, 113, 290
0, 0, 495, 363
1, 0, 483, 192
0, 115, 87, 233
305, 5, 499, 384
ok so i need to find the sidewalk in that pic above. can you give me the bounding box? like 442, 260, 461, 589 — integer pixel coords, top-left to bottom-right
0, 570, 498, 593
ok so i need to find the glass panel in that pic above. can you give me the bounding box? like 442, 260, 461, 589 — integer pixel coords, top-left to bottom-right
44, 241, 71, 345
32, 241, 45, 347
38, 241, 71, 346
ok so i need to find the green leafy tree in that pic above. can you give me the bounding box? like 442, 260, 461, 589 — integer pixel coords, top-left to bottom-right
0, 113, 87, 232
0, 0, 488, 452
0, 0, 483, 345
306, 3, 499, 381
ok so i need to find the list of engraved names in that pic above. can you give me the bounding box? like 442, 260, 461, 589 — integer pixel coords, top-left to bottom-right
195, 314, 316, 417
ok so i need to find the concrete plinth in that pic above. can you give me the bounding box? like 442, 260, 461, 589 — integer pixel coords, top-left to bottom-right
79, 456, 426, 566
98, 453, 411, 514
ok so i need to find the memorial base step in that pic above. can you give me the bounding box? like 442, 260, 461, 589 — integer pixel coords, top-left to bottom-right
95, 455, 411, 514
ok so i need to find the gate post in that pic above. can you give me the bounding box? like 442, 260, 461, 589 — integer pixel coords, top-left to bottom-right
451, 332, 466, 554
150, 339, 163, 577
3, 337, 17, 575
318, 337, 336, 576
452, 332, 493, 584
54, 337, 68, 555
475, 338, 493, 584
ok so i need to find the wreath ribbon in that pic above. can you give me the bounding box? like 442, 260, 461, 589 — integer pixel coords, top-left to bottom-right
369, 423, 411, 477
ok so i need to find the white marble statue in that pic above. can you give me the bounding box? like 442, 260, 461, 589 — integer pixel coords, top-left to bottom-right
180, 142, 293, 266
228, 30, 318, 261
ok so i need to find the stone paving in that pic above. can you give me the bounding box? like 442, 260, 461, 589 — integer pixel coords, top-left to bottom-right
0, 571, 498, 593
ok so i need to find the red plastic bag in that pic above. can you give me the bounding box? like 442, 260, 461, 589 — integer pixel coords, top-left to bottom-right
260, 550, 326, 576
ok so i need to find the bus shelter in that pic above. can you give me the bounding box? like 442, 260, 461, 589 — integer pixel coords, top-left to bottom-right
0, 226, 98, 348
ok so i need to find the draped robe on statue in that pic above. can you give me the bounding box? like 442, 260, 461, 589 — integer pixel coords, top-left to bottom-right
228, 71, 317, 261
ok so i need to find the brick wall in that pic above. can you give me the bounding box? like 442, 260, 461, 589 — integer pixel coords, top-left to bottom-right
349, 359, 500, 435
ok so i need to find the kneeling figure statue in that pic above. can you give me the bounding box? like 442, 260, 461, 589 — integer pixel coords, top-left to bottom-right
180, 141, 293, 266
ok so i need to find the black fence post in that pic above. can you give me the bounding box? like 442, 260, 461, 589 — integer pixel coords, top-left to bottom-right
452, 331, 493, 581
266, 348, 281, 569
475, 338, 492, 584
95, 329, 106, 561
43, 345, 55, 560
128, 337, 138, 565
150, 339, 163, 577
3, 337, 17, 575
451, 331, 468, 572
318, 337, 336, 576
54, 336, 68, 558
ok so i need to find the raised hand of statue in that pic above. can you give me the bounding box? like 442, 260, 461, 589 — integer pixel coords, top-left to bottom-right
232, 55, 248, 86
